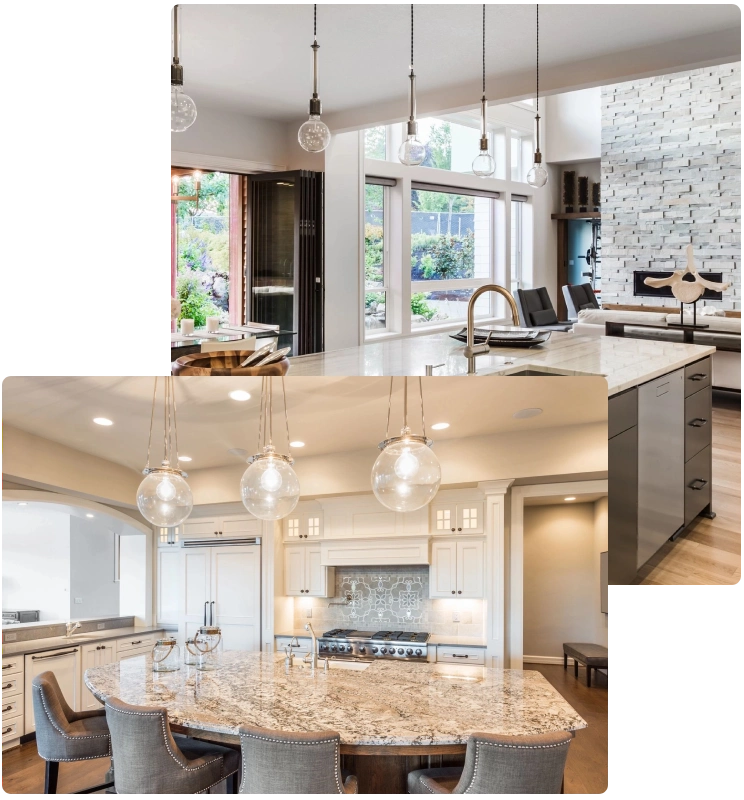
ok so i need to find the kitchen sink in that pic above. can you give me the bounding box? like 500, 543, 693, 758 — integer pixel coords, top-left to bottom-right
505, 369, 564, 376
490, 364, 604, 378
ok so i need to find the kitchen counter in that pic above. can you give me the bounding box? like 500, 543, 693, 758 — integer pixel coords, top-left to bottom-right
85, 650, 585, 747
1, 626, 166, 657
287, 331, 715, 395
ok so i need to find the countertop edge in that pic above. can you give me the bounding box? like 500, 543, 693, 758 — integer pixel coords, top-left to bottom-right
2, 626, 167, 658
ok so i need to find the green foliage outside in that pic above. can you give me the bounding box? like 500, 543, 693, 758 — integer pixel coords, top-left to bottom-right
364, 127, 386, 159
364, 223, 384, 286
176, 274, 220, 327
410, 293, 436, 321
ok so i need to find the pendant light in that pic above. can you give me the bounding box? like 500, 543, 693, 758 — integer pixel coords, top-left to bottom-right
371, 378, 441, 512
526, 4, 548, 188
171, 4, 197, 133
398, 4, 426, 166
137, 377, 193, 527
240, 378, 300, 521
298, 5, 332, 153
472, 5, 495, 177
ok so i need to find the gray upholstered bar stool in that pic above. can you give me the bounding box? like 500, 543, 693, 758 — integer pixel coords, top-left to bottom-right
105, 695, 240, 794
237, 724, 357, 793
407, 731, 572, 794
31, 671, 114, 794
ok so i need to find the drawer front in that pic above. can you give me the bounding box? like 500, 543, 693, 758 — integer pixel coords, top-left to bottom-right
1, 676, 23, 698
117, 647, 152, 662
684, 358, 712, 397
685, 446, 712, 527
436, 646, 485, 665
116, 634, 158, 652
275, 637, 311, 654
1, 658, 23, 677
685, 387, 712, 462
2, 698, 22, 721
608, 387, 638, 439
2, 717, 22, 743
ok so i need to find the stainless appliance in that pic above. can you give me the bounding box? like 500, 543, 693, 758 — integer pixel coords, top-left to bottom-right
3, 610, 40, 624
318, 629, 430, 662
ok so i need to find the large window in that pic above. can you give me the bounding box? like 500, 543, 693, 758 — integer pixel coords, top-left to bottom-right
364, 181, 388, 333
410, 186, 492, 326
364, 127, 386, 160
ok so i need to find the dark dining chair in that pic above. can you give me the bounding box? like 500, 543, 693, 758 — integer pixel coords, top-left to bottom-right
31, 671, 114, 794
515, 288, 573, 331
407, 731, 572, 794
563, 283, 600, 320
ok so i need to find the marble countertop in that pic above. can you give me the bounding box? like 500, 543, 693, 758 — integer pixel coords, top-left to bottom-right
85, 651, 585, 746
2, 627, 166, 657
287, 331, 715, 395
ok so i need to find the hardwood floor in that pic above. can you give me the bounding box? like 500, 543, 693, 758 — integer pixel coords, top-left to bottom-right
2, 665, 606, 795
636, 390, 741, 586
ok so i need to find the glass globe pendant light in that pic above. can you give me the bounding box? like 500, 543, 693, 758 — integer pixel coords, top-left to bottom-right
371, 378, 441, 512
240, 378, 301, 521
472, 5, 495, 177
137, 377, 193, 527
298, 5, 331, 153
398, 4, 425, 166
171, 5, 197, 133
526, 4, 548, 188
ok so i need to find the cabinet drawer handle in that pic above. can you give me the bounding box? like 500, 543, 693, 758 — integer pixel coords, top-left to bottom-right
689, 373, 707, 382
32, 650, 77, 660
2, 684, 12, 690
2, 726, 13, 735
689, 479, 708, 490
2, 705, 13, 712
688, 418, 708, 427
452, 654, 469, 659
131, 640, 143, 645
2, 664, 14, 670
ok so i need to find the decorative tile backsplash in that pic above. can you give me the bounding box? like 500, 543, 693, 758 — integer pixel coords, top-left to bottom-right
293, 566, 483, 637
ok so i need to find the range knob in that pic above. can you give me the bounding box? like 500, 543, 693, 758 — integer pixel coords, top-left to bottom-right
406, 648, 413, 655
319, 643, 327, 651
397, 648, 404, 655
415, 649, 422, 656
330, 645, 337, 652
372, 647, 378, 654
359, 646, 366, 654
380, 647, 387, 654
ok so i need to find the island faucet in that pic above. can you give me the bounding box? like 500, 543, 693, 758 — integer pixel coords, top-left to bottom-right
304, 623, 318, 669
464, 284, 521, 375
65, 621, 81, 638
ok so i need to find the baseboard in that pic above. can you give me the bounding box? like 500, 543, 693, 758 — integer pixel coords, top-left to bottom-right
524, 655, 571, 665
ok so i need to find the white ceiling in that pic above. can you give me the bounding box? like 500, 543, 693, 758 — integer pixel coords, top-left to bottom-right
2, 376, 606, 471
175, 4, 740, 123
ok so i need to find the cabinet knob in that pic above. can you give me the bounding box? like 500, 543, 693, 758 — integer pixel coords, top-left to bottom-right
2, 726, 12, 735
458, 527, 462, 532
451, 590, 456, 595
451, 527, 455, 532
457, 590, 462, 594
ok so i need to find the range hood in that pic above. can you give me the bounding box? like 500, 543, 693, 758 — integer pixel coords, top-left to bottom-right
320, 538, 430, 567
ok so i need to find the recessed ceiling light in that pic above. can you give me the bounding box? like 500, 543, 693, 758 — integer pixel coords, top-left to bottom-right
513, 408, 543, 419
431, 422, 450, 430
86, 513, 94, 518
178, 455, 192, 462
93, 417, 113, 426
564, 497, 576, 502
18, 502, 27, 506
289, 441, 305, 448
229, 390, 251, 402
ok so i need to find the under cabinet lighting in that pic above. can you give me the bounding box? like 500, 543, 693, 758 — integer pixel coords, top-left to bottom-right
93, 417, 113, 426
229, 390, 251, 402
431, 422, 450, 430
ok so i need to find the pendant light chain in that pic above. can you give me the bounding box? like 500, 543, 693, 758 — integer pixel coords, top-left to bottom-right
171, 377, 181, 465
269, 377, 274, 446
281, 378, 291, 451
419, 377, 427, 439
385, 377, 394, 440
314, 3, 317, 41
145, 377, 158, 471
403, 377, 408, 431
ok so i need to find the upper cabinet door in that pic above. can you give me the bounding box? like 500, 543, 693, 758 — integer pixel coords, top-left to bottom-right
284, 545, 306, 596
283, 502, 324, 541
182, 548, 211, 627
429, 540, 458, 598
305, 547, 334, 597
457, 502, 484, 534
157, 548, 183, 626
181, 518, 221, 539
431, 502, 457, 535
456, 539, 485, 598
220, 514, 261, 538
211, 546, 261, 651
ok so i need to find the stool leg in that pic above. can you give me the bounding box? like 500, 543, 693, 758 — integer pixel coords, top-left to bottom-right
563, 652, 567, 670
574, 659, 578, 678
587, 666, 592, 688
44, 761, 59, 794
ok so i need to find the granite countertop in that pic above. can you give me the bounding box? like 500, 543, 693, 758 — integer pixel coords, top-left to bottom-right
287, 331, 715, 395
85, 651, 586, 746
2, 626, 166, 658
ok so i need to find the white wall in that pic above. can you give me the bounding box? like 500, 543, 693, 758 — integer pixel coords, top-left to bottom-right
69, 517, 119, 619
545, 87, 602, 164
522, 502, 600, 660
593, 496, 609, 647
2, 507, 71, 621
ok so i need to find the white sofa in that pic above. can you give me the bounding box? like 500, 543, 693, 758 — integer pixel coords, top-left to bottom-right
572, 309, 741, 391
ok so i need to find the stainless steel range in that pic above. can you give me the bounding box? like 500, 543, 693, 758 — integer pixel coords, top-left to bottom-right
319, 629, 431, 662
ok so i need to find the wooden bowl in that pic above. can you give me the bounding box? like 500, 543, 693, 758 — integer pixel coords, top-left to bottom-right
171, 350, 291, 376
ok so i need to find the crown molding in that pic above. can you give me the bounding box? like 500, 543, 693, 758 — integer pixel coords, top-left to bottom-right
171, 150, 286, 174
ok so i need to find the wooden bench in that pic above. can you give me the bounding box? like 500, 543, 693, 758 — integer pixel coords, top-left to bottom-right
563, 643, 608, 688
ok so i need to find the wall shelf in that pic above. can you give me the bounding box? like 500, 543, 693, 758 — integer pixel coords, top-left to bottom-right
551, 212, 602, 220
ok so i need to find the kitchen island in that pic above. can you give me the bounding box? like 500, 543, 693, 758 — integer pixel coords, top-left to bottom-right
85, 650, 585, 793
287, 330, 715, 395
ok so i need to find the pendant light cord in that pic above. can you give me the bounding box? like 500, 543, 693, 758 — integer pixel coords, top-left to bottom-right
173, 4, 179, 62
281, 377, 291, 451
410, 4, 414, 69
385, 377, 393, 440
313, 3, 317, 41
145, 377, 158, 470
171, 377, 181, 465
419, 377, 427, 439
482, 4, 486, 97
536, 4, 540, 113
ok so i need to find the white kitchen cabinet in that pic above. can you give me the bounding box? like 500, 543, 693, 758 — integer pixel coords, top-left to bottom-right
430, 499, 484, 535
116, 633, 161, 661
157, 547, 183, 625
283, 545, 334, 597
430, 539, 485, 598
181, 514, 260, 541
24, 647, 80, 733
79, 642, 116, 710
283, 501, 324, 541
179, 545, 261, 651
436, 645, 486, 665
321, 496, 428, 539
2, 657, 24, 751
